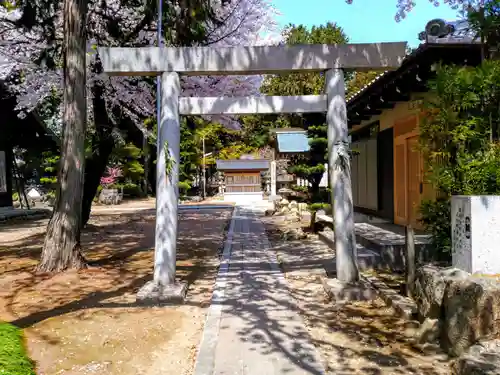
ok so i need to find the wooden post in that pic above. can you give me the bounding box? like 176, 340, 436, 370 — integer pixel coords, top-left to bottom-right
326, 68, 359, 283
270, 160, 277, 196
405, 224, 416, 297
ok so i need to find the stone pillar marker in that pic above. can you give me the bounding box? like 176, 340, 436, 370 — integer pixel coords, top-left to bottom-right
451, 195, 500, 274
137, 72, 187, 303
326, 68, 359, 283
270, 160, 277, 196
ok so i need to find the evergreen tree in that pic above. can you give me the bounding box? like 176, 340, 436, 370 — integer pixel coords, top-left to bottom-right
260, 22, 349, 229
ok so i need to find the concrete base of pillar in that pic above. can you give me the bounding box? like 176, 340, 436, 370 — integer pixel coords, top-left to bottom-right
136, 280, 188, 305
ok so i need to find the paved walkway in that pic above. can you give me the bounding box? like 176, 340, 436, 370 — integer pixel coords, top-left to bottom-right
194, 206, 326, 375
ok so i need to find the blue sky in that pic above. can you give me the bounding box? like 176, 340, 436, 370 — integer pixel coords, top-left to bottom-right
270, 0, 460, 47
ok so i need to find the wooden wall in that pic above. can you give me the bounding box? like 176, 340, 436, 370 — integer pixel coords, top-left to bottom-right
224, 171, 262, 193
377, 128, 394, 220
351, 138, 378, 211
350, 93, 438, 227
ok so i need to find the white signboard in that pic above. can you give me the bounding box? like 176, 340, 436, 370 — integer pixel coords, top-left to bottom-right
451, 195, 500, 274
0, 151, 7, 193
451, 196, 472, 272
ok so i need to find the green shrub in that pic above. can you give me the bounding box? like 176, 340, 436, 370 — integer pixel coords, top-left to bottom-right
291, 185, 308, 193
12, 192, 19, 202
418, 61, 500, 260
308, 202, 331, 213
0, 322, 36, 375
122, 183, 142, 198
420, 199, 451, 261
178, 181, 191, 197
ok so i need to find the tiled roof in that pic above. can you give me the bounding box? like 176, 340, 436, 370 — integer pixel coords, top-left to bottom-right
276, 131, 310, 153
216, 159, 270, 171
346, 19, 479, 104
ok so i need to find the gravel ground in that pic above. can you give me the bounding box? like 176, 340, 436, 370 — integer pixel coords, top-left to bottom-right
262, 215, 451, 375
0, 206, 232, 375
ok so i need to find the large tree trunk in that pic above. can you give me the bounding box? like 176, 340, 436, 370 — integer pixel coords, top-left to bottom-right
80, 78, 116, 228
37, 0, 88, 272
81, 138, 114, 228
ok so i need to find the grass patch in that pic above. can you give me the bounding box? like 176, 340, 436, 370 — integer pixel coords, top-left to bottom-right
0, 322, 36, 375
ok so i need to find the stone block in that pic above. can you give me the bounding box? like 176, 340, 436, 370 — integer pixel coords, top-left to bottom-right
415, 318, 441, 345
286, 213, 300, 223
364, 274, 417, 319
279, 206, 290, 214
268, 194, 282, 202
452, 195, 500, 274
442, 276, 500, 357
136, 281, 187, 305
452, 340, 500, 375
264, 208, 275, 216
281, 228, 307, 241
298, 202, 308, 211
321, 277, 378, 303
413, 265, 469, 320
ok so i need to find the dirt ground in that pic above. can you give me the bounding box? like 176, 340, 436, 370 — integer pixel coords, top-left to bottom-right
263, 215, 451, 375
0, 204, 231, 375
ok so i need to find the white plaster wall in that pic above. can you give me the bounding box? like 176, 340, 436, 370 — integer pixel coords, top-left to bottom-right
319, 163, 328, 188
452, 195, 500, 274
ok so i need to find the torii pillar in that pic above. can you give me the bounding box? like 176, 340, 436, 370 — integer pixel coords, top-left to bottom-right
98, 42, 406, 302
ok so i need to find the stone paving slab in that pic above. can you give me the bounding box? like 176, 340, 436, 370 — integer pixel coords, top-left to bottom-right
194, 206, 326, 375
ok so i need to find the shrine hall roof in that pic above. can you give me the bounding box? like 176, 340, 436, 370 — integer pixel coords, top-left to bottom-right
216, 159, 270, 171
276, 130, 310, 153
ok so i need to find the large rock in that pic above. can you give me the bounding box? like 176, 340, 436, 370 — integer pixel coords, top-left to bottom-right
442, 276, 500, 357
289, 200, 298, 209
279, 206, 290, 214
298, 202, 308, 212
413, 266, 469, 320
414, 318, 441, 345
452, 340, 500, 374
282, 227, 307, 241
286, 213, 300, 223
265, 208, 275, 216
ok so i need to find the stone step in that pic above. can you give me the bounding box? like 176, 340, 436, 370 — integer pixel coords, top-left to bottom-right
318, 230, 382, 271
0, 208, 51, 224
355, 222, 431, 272
316, 214, 433, 271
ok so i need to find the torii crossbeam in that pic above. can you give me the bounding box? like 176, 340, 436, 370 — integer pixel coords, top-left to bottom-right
98, 42, 407, 303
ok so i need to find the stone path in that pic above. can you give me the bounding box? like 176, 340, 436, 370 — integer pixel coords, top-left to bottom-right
194, 206, 326, 375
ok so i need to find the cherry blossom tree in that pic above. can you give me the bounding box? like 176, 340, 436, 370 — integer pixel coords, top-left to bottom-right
345, 0, 484, 21
0, 0, 278, 271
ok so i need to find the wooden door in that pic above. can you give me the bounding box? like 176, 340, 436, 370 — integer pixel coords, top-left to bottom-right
393, 140, 407, 225
407, 136, 422, 228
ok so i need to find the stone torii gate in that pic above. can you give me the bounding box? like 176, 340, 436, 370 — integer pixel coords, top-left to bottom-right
98, 42, 407, 303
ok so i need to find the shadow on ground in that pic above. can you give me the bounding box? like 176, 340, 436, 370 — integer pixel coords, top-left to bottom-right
260, 214, 450, 375
0, 207, 231, 375
0, 206, 450, 375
